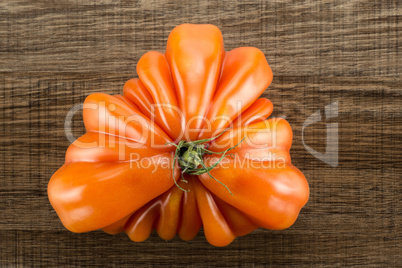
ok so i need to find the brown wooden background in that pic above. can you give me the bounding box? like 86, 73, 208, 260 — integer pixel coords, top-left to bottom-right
1, 0, 401, 267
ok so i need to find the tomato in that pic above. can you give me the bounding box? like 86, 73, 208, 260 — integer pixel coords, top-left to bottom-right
48, 23, 309, 247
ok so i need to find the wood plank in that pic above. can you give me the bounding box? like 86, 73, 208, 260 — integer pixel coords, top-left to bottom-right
0, 0, 400, 76
0, 230, 400, 267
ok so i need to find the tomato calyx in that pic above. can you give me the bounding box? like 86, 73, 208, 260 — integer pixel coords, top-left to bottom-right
166, 129, 245, 195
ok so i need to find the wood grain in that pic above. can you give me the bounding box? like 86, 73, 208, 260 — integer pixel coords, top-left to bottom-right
1, 0, 401, 267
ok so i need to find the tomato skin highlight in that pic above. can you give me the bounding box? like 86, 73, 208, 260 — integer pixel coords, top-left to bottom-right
48, 23, 309, 246
165, 24, 225, 141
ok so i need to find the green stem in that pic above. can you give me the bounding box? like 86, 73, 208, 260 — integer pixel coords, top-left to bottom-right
166, 129, 245, 195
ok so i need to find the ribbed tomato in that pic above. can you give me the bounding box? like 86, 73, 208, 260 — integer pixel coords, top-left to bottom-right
48, 24, 309, 247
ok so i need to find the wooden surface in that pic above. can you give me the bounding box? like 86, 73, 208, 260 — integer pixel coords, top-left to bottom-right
1, 0, 401, 267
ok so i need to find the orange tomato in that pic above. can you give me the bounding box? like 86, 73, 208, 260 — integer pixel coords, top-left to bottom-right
48, 24, 309, 247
